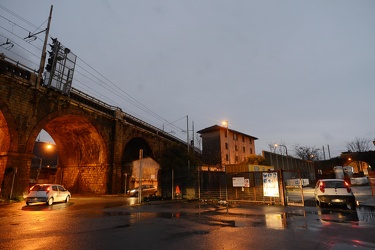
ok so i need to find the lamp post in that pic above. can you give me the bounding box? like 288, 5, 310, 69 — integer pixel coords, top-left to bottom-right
35, 157, 43, 183
274, 143, 288, 156
222, 121, 230, 164
45, 142, 60, 183
222, 120, 230, 203
274, 143, 288, 169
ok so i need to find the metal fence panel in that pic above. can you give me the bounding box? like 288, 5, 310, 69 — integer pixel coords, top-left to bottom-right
198, 171, 283, 205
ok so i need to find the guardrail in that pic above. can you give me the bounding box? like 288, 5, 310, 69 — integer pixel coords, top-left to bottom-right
0, 55, 35, 81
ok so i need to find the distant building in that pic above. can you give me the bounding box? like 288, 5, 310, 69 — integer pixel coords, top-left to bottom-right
129, 157, 159, 191
197, 125, 258, 169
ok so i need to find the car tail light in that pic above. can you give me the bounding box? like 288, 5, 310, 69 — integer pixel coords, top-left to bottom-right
344, 181, 351, 193
46, 186, 50, 194
319, 182, 325, 193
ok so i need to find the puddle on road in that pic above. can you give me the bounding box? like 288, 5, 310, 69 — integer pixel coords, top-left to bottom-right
357, 206, 375, 223
104, 205, 375, 232
317, 205, 375, 224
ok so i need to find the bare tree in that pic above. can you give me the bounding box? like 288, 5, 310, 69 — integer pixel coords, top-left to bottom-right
346, 137, 371, 152
267, 142, 276, 152
293, 144, 321, 161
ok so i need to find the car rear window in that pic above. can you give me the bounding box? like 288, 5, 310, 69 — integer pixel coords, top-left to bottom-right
324, 181, 346, 188
31, 185, 49, 191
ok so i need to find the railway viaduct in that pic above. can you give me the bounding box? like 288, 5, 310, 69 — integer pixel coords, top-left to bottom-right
0, 57, 189, 199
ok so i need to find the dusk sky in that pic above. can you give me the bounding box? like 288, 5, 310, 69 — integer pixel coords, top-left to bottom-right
1, 1, 375, 158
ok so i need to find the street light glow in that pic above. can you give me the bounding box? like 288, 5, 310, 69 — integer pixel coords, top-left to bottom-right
274, 143, 288, 156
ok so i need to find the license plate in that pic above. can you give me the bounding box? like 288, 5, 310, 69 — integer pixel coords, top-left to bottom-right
331, 199, 343, 203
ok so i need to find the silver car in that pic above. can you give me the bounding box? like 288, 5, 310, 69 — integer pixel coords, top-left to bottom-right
26, 184, 71, 206
127, 185, 157, 197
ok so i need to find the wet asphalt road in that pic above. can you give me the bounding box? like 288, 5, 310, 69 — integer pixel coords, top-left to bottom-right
1, 188, 375, 250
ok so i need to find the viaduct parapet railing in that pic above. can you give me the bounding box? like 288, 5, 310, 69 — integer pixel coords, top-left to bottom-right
69, 87, 188, 146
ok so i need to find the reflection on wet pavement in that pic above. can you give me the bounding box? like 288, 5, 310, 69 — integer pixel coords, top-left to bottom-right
99, 200, 375, 232
318, 208, 359, 224
357, 206, 375, 223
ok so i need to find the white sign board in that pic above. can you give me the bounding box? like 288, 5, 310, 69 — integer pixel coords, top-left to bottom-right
232, 177, 245, 187
263, 172, 279, 197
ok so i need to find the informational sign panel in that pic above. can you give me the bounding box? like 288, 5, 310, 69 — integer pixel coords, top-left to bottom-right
263, 172, 279, 197
244, 179, 250, 188
232, 177, 245, 187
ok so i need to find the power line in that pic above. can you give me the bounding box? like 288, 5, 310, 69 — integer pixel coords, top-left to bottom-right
0, 4, 188, 139
0, 5, 39, 30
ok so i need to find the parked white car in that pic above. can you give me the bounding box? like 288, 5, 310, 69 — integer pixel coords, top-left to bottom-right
314, 179, 356, 209
26, 184, 71, 206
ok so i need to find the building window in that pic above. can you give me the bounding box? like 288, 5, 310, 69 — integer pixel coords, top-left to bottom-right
235, 155, 239, 162
242, 136, 245, 142
235, 145, 238, 151
233, 133, 237, 140
224, 130, 227, 138
249, 138, 252, 144
226, 154, 229, 162
243, 147, 245, 153
225, 143, 228, 150
250, 148, 253, 154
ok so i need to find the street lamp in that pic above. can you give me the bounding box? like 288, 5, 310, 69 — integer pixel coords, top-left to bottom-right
35, 156, 43, 183
222, 121, 230, 164
274, 143, 288, 156
45, 142, 60, 183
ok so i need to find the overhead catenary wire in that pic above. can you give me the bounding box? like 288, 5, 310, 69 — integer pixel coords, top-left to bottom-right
75, 56, 185, 132
0, 4, 188, 138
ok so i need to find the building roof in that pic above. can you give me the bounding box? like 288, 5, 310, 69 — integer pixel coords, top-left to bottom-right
197, 125, 258, 140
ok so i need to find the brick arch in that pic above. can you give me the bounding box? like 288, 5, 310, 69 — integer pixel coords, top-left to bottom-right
29, 111, 110, 194
0, 102, 18, 152
0, 102, 22, 199
123, 137, 154, 162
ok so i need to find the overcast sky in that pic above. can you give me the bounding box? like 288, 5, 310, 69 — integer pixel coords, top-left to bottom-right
1, 0, 375, 158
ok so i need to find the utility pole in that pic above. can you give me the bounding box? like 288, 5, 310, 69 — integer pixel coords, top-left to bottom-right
187, 115, 190, 170
186, 115, 189, 154
36, 5, 53, 89
192, 121, 194, 158
327, 145, 331, 159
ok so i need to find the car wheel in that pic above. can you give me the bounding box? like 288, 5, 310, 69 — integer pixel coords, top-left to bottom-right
47, 197, 54, 206
65, 195, 70, 203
